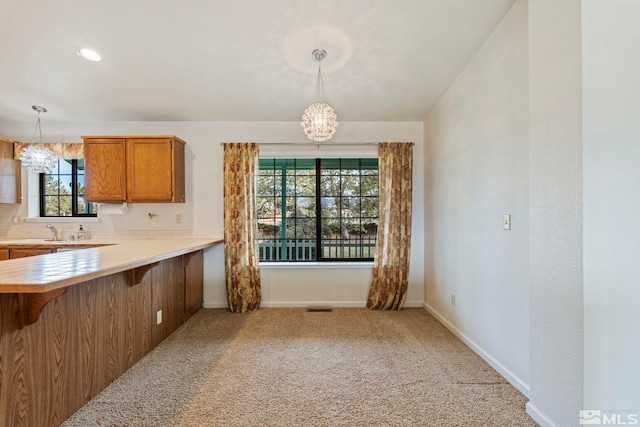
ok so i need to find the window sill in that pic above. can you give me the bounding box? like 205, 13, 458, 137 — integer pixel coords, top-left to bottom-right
259, 261, 373, 269
23, 217, 102, 224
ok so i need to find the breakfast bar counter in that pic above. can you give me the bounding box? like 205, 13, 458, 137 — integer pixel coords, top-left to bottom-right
0, 237, 223, 427
0, 237, 222, 292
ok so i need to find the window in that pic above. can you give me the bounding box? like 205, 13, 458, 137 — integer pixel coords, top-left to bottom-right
257, 158, 378, 262
40, 158, 97, 217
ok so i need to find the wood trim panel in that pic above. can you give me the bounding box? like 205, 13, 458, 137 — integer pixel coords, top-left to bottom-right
9, 249, 52, 259
173, 139, 185, 203
82, 135, 186, 145
128, 262, 159, 286
183, 250, 203, 320
0, 256, 190, 427
17, 288, 68, 327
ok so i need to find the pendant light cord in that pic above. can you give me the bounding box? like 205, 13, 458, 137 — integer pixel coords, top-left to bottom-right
315, 61, 326, 103
32, 109, 43, 144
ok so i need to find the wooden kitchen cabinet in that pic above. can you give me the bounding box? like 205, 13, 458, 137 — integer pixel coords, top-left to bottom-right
0, 138, 21, 204
9, 249, 53, 259
83, 135, 185, 203
0, 249, 8, 260
84, 138, 127, 202
183, 250, 204, 321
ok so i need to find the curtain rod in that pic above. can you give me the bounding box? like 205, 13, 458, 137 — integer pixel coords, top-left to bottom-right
219, 142, 415, 147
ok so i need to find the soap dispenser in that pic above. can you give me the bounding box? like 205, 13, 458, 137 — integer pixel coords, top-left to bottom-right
77, 224, 86, 240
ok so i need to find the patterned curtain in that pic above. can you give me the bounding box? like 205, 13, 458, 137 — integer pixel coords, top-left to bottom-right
14, 142, 84, 159
366, 142, 413, 310
223, 143, 262, 312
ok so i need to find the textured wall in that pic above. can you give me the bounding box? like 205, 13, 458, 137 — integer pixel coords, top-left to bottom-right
424, 0, 530, 392
0, 120, 424, 308
527, 0, 584, 425
583, 0, 640, 411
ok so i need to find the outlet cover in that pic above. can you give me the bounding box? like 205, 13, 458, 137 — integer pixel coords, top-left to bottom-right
157, 310, 162, 325
451, 294, 456, 306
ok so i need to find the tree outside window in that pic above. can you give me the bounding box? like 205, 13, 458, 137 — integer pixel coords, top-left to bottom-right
40, 159, 97, 217
257, 158, 378, 262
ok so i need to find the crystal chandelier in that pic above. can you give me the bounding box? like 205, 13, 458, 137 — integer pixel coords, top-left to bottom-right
300, 49, 338, 143
20, 106, 58, 173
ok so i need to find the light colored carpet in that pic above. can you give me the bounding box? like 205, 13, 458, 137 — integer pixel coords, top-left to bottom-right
62, 308, 537, 426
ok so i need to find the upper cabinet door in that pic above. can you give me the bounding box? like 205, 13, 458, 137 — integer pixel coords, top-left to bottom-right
0, 138, 21, 204
83, 135, 185, 203
84, 138, 127, 202
126, 138, 174, 202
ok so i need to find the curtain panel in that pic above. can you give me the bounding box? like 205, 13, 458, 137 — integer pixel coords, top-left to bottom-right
14, 142, 84, 159
366, 142, 413, 310
223, 143, 262, 312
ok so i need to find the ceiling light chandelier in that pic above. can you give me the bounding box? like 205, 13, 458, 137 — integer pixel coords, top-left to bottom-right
20, 106, 58, 173
300, 48, 338, 143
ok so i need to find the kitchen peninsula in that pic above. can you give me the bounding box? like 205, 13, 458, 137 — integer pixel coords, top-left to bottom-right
0, 237, 222, 426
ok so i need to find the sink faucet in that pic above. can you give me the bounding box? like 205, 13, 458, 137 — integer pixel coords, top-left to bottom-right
46, 224, 60, 241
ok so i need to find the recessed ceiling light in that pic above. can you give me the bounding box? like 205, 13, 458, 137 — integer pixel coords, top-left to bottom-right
77, 48, 101, 62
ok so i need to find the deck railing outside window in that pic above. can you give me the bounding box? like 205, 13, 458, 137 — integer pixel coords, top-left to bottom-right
258, 235, 377, 261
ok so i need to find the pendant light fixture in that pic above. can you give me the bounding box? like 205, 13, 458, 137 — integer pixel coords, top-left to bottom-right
300, 49, 339, 143
19, 106, 58, 173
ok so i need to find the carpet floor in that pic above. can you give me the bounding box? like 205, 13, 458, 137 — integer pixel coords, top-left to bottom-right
62, 308, 537, 427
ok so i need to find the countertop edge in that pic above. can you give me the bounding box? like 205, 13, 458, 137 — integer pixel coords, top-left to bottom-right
0, 238, 223, 293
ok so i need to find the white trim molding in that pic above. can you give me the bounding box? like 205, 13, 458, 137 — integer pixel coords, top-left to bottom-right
525, 402, 559, 427
424, 303, 530, 397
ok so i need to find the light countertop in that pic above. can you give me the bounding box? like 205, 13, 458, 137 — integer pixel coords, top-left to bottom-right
0, 238, 223, 293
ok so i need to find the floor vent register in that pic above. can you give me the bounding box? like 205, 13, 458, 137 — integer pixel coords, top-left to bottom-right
306, 305, 334, 313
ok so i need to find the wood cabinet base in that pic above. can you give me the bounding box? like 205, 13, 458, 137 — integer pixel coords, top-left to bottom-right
0, 254, 201, 427
183, 250, 204, 321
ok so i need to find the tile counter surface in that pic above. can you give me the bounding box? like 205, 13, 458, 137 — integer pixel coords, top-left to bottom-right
0, 238, 223, 293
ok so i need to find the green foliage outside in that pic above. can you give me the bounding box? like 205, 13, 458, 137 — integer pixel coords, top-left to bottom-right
43, 175, 73, 216
42, 163, 93, 216
256, 158, 379, 240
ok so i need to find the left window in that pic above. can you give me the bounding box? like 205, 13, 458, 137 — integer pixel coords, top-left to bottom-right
40, 158, 97, 217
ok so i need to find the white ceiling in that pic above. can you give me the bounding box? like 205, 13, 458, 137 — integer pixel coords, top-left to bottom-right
0, 0, 516, 123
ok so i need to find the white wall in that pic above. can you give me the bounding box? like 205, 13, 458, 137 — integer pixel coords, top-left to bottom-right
528, 1, 584, 426
583, 0, 640, 411
424, 0, 530, 394
0, 120, 424, 308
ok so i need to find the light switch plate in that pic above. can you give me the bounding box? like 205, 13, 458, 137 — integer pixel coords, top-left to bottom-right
503, 214, 511, 230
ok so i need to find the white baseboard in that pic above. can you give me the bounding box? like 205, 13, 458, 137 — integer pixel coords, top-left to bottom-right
203, 300, 424, 309
526, 402, 558, 427
424, 302, 530, 397
402, 301, 424, 308
202, 302, 228, 309
261, 301, 366, 308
